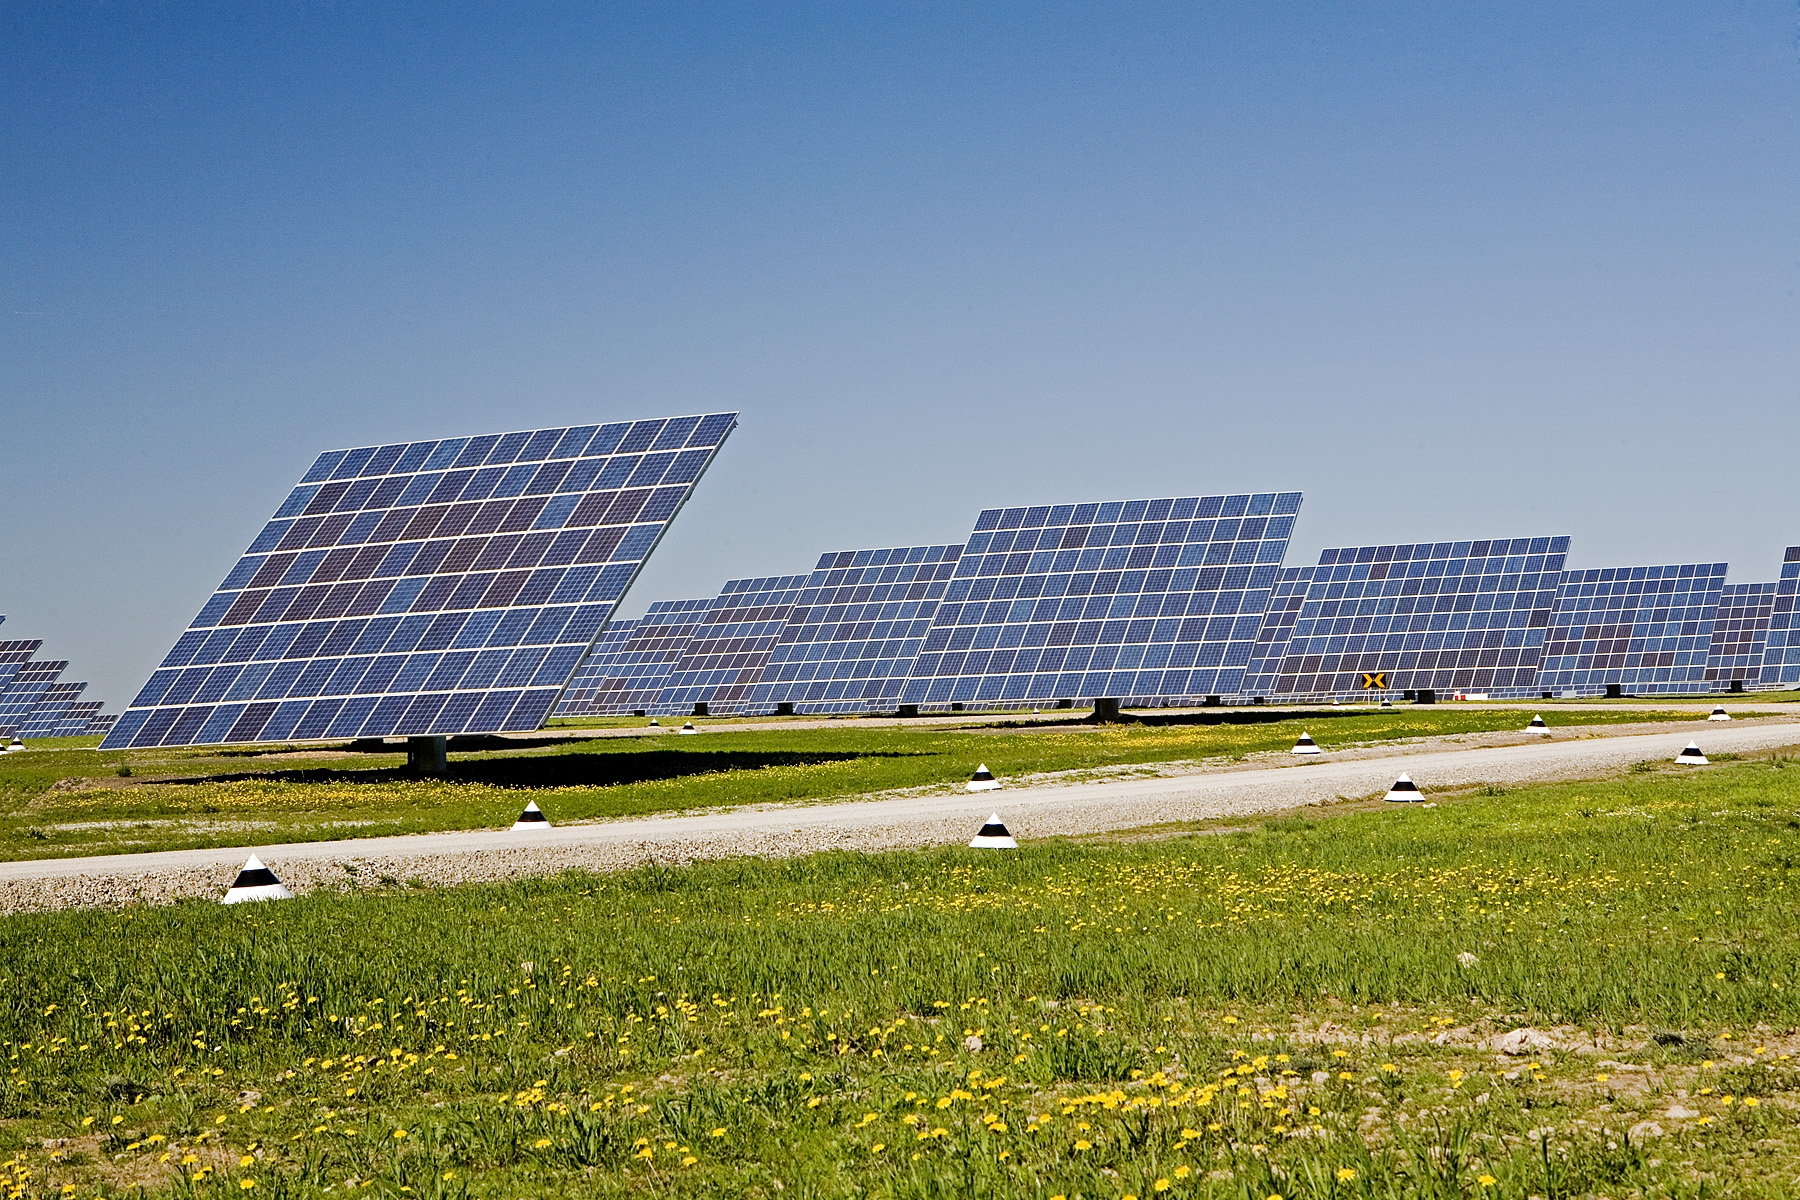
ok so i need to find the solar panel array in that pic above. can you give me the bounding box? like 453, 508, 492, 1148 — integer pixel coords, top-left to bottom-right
1239, 566, 1318, 697
899, 494, 1303, 708
1706, 582, 1777, 688
101, 413, 737, 749
0, 661, 69, 736
747, 544, 963, 714
1536, 564, 1726, 696
53, 701, 107, 737
1760, 547, 1800, 688
17, 681, 88, 738
657, 575, 812, 714
1257, 537, 1569, 698
553, 619, 639, 713
556, 599, 714, 715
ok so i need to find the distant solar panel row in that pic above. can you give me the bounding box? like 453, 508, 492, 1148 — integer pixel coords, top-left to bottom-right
1706, 582, 1777, 687
101, 414, 736, 749
1536, 564, 1726, 695
557, 599, 714, 715
748, 544, 963, 714
657, 575, 813, 714
1760, 548, 1800, 689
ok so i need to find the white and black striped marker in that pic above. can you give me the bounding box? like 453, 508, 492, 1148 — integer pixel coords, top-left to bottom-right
965, 764, 1001, 792
1384, 773, 1423, 803
969, 814, 1017, 849
511, 800, 551, 830
1708, 706, 1731, 722
1291, 732, 1322, 756
648, 719, 660, 726
678, 721, 699, 735
221, 855, 292, 905
1675, 742, 1708, 765
1528, 714, 1549, 732
5, 738, 22, 753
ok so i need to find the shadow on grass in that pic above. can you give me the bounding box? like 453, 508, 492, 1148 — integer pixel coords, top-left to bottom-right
137, 748, 912, 791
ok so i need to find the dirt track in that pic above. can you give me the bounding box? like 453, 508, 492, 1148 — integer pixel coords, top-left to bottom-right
2, 719, 1795, 913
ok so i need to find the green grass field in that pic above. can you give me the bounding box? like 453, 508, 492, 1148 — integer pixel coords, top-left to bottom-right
0, 708, 1708, 861
2, 747, 1799, 1197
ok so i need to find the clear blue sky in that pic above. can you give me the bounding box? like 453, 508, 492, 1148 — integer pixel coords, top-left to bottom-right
3, 3, 1796, 707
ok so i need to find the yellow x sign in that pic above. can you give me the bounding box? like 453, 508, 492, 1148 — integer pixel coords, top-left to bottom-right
1360, 672, 1388, 690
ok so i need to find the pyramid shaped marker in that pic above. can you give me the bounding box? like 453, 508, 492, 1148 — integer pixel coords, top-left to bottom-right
678, 721, 699, 734
965, 764, 1001, 792
1674, 742, 1708, 765
1384, 773, 1423, 803
1291, 732, 1322, 756
1708, 706, 1731, 722
511, 800, 551, 830
968, 814, 1017, 849
1527, 714, 1549, 732
221, 855, 292, 904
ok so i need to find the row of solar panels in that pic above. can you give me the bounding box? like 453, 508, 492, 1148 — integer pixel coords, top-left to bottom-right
0, 621, 117, 739
558, 536, 1800, 716
97, 414, 1800, 750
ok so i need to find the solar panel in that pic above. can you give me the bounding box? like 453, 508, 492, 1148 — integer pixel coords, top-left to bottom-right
85, 713, 119, 737
654, 575, 813, 714
747, 544, 963, 714
1759, 547, 1800, 689
1706, 581, 1778, 689
52, 701, 106, 738
1536, 564, 1726, 696
552, 619, 639, 714
17, 681, 88, 738
1239, 565, 1319, 697
1263, 536, 1569, 698
556, 598, 712, 715
899, 493, 1304, 709
101, 413, 737, 749
0, 661, 69, 736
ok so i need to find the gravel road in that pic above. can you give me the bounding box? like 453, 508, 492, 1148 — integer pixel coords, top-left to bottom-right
3, 721, 1796, 913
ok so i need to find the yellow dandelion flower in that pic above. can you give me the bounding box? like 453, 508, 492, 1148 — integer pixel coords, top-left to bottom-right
1075, 1139, 1092, 1151
239, 1181, 256, 1192
239, 1155, 255, 1168
1337, 1168, 1357, 1182
1478, 1175, 1496, 1187
709, 1128, 726, 1138
533, 1138, 552, 1149
871, 1142, 885, 1153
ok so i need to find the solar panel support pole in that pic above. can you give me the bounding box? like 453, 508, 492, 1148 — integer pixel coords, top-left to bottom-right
1091, 698, 1121, 722
406, 736, 448, 776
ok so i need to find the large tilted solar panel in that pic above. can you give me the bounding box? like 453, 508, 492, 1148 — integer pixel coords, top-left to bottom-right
1706, 581, 1777, 689
0, 661, 68, 736
17, 681, 88, 738
558, 598, 712, 715
0, 640, 45, 698
101, 412, 737, 749
1238, 565, 1318, 697
1536, 564, 1726, 696
654, 576, 812, 714
747, 544, 963, 714
552, 619, 639, 714
1265, 537, 1569, 698
900, 493, 1304, 709
1759, 547, 1800, 688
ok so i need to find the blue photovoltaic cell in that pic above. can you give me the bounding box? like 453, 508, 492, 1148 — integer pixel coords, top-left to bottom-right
557, 599, 712, 715
1760, 547, 1800, 687
900, 493, 1304, 708
654, 575, 813, 714
1266, 536, 1569, 697
1239, 566, 1319, 697
101, 413, 737, 749
1706, 581, 1777, 689
747, 544, 963, 714
1536, 564, 1726, 696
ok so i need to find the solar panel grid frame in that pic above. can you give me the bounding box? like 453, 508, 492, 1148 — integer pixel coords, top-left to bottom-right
100, 412, 737, 749
0, 661, 69, 736
747, 543, 964, 714
1706, 581, 1779, 688
899, 492, 1304, 710
653, 576, 814, 714
1265, 536, 1570, 699
1535, 564, 1727, 696
1760, 547, 1800, 688
558, 598, 713, 715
